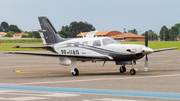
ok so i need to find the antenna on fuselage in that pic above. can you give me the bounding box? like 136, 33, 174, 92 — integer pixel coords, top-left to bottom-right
81, 32, 85, 38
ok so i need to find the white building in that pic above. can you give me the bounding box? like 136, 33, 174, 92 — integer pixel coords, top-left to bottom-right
0, 32, 7, 38
13, 33, 28, 38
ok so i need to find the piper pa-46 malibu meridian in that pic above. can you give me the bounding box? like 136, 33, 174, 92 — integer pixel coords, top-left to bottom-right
5, 17, 178, 76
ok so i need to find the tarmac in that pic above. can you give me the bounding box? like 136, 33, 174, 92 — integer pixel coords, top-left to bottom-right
0, 50, 180, 101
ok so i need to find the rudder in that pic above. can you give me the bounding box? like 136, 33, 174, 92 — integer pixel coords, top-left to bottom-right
38, 16, 64, 45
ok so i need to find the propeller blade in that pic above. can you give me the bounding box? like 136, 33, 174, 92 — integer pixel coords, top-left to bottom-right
145, 31, 148, 47
144, 55, 148, 71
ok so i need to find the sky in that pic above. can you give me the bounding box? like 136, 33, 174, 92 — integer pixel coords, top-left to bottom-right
0, 0, 180, 35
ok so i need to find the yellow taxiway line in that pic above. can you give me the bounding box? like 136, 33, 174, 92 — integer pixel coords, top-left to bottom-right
15, 67, 138, 74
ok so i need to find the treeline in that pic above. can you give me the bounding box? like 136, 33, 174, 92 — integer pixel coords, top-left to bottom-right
126, 23, 180, 41
1, 20, 180, 41
0, 39, 42, 43
159, 24, 180, 41
141, 24, 180, 41
0, 21, 96, 38
58, 21, 96, 38
0, 21, 40, 38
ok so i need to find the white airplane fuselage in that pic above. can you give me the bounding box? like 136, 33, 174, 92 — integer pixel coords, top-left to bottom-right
54, 37, 151, 62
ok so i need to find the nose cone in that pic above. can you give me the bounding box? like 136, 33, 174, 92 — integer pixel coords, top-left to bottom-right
142, 46, 154, 55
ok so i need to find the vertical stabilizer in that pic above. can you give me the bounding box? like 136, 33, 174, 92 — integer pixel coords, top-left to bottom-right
38, 16, 65, 45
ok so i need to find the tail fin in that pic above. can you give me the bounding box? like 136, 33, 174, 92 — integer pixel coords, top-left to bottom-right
38, 16, 65, 45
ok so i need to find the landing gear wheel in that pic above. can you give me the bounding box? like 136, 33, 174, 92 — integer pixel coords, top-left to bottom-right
72, 68, 79, 76
130, 69, 136, 75
120, 66, 126, 73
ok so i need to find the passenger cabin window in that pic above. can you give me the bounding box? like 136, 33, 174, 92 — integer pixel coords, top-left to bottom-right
74, 42, 79, 47
67, 43, 71, 46
102, 38, 120, 46
83, 41, 88, 47
93, 40, 101, 46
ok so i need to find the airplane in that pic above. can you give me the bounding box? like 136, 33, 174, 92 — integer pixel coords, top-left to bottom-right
4, 16, 178, 76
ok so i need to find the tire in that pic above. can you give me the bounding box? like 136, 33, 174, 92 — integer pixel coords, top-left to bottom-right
120, 66, 126, 73
72, 68, 79, 76
130, 69, 136, 75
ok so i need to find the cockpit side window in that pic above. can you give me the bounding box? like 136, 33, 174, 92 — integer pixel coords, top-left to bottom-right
93, 40, 101, 46
74, 42, 79, 47
67, 43, 71, 46
102, 38, 120, 46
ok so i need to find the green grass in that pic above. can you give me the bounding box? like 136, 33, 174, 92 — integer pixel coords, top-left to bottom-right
0, 41, 179, 51
0, 43, 45, 51
0, 39, 42, 43
120, 41, 180, 50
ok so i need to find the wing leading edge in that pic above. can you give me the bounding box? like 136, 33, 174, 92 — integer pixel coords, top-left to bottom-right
4, 52, 113, 61
153, 47, 178, 52
13, 46, 56, 53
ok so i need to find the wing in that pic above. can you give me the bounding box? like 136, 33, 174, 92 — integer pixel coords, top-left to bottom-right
153, 47, 178, 52
13, 46, 56, 53
4, 51, 113, 61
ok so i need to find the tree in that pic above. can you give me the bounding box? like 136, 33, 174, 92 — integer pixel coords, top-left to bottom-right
7, 25, 21, 33
123, 28, 127, 33
0, 26, 3, 32
128, 29, 138, 34
1, 21, 9, 32
22, 35, 29, 38
169, 26, 178, 41
159, 25, 169, 41
4, 31, 15, 37
174, 23, 180, 38
142, 30, 158, 41
58, 30, 68, 38
28, 31, 40, 38
61, 21, 96, 38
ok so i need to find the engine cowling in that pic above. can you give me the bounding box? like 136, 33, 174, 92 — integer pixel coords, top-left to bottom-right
58, 57, 71, 66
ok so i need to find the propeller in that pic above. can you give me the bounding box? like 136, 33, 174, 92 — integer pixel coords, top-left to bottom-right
145, 31, 148, 47
144, 54, 148, 71
144, 31, 148, 71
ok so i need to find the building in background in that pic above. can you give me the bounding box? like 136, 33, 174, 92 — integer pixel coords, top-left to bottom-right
13, 33, 28, 38
0, 32, 7, 38
77, 31, 122, 38
77, 31, 145, 41
111, 33, 145, 41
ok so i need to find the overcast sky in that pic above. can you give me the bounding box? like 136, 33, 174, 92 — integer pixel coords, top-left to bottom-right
0, 0, 180, 35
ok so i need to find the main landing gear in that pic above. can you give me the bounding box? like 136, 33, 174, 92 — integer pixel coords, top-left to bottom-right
72, 68, 79, 76
71, 59, 79, 76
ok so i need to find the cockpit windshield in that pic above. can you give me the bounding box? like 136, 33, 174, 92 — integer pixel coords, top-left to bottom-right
102, 38, 120, 46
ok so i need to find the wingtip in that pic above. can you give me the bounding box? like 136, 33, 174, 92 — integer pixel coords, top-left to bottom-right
3, 52, 15, 54
13, 46, 20, 48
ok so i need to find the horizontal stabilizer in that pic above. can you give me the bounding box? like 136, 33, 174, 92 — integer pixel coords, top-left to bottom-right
153, 47, 178, 52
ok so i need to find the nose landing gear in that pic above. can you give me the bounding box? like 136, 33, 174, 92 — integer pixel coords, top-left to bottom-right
119, 61, 137, 75
130, 68, 136, 75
